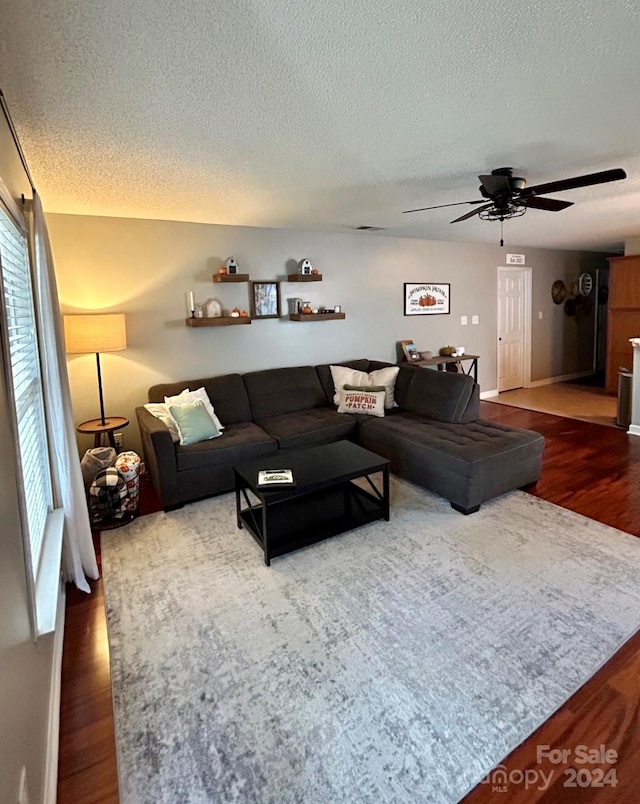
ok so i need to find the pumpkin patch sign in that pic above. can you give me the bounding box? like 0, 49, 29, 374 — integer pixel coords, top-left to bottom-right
404, 283, 450, 316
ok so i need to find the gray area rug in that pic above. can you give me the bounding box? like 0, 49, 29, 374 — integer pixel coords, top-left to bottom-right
102, 478, 640, 803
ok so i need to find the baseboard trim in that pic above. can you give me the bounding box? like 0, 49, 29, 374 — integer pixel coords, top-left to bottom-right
480, 389, 499, 400
628, 424, 640, 437
43, 580, 65, 804
526, 370, 593, 388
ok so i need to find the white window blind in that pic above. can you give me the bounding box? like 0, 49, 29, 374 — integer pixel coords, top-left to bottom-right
0, 206, 52, 573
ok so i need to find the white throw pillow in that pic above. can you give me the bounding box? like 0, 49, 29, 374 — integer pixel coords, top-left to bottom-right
330, 365, 400, 408
337, 388, 386, 417
163, 387, 225, 431
144, 403, 181, 442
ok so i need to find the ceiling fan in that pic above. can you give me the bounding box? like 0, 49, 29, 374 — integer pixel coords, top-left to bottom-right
403, 167, 627, 245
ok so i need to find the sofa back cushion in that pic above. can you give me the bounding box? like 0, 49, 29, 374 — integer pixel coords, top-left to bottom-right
243, 366, 328, 421
316, 359, 382, 404
395, 365, 479, 423
148, 374, 252, 425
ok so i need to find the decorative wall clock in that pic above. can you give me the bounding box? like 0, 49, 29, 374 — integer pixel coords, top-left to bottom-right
579, 272, 593, 296
551, 280, 567, 304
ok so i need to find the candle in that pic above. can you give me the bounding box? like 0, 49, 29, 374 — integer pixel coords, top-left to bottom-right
188, 291, 195, 313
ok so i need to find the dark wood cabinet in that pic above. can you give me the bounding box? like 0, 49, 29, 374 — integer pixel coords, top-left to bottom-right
606, 255, 640, 392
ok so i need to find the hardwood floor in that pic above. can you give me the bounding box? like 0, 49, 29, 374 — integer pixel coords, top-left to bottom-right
58, 405, 640, 803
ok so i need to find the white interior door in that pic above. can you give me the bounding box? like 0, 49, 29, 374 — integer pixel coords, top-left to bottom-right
498, 268, 525, 392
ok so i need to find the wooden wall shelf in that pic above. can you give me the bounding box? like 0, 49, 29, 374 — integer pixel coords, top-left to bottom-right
212, 274, 250, 283
186, 316, 251, 327
287, 274, 322, 282
289, 312, 345, 322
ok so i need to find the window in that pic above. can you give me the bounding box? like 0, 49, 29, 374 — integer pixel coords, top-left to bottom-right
0, 204, 52, 580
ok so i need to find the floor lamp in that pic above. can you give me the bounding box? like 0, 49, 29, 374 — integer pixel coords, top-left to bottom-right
64, 313, 127, 425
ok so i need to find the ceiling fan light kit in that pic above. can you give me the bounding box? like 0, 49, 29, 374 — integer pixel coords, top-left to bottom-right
404, 167, 627, 246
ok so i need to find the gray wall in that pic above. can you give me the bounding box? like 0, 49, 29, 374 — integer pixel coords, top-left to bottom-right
47, 212, 607, 455
530, 251, 607, 382
0, 346, 55, 804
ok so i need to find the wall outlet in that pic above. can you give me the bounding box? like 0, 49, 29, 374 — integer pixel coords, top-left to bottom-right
18, 767, 30, 804
538, 310, 543, 320
472, 315, 479, 325
460, 315, 468, 325
114, 432, 123, 450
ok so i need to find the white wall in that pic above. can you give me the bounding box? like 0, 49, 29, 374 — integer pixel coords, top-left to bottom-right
626, 237, 640, 255
46, 213, 608, 455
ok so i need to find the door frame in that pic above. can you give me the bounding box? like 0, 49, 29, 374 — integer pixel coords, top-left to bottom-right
497, 266, 532, 390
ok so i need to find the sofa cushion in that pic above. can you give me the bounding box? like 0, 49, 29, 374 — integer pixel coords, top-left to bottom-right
257, 408, 358, 450
149, 373, 252, 425
315, 359, 371, 403
395, 366, 476, 423
243, 366, 327, 420
175, 421, 276, 471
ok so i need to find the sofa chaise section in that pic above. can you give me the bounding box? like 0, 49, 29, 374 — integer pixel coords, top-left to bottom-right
358, 366, 544, 513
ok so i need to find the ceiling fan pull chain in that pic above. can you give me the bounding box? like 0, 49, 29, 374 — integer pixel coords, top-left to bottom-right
500, 218, 504, 247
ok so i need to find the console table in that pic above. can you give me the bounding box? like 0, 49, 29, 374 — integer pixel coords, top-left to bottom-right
411, 354, 479, 383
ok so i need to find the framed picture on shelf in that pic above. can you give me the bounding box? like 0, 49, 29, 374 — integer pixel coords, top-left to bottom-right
400, 339, 422, 363
404, 283, 450, 316
251, 281, 281, 319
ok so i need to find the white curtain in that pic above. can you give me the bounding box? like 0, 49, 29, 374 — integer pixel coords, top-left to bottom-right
31, 193, 98, 591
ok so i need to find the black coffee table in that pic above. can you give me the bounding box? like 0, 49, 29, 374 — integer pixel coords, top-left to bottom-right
234, 440, 390, 565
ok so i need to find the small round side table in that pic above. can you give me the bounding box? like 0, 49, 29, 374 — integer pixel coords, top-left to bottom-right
77, 416, 129, 449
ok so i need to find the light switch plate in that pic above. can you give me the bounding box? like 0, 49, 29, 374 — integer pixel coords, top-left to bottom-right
472, 315, 479, 324
460, 316, 468, 325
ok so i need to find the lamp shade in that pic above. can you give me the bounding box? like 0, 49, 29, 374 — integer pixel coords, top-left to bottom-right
64, 313, 127, 354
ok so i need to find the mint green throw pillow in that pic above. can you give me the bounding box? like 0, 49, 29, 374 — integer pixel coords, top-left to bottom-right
168, 400, 221, 445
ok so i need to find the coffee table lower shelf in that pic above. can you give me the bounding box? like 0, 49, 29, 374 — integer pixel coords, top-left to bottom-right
237, 481, 386, 565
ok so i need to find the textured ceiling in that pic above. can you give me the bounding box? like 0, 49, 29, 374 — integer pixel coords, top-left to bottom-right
1, 0, 640, 251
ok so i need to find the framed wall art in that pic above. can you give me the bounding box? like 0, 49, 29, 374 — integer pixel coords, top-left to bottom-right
251, 281, 280, 319
404, 283, 450, 316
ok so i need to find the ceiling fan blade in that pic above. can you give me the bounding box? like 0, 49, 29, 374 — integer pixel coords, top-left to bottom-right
478, 174, 511, 195
450, 203, 493, 223
403, 199, 485, 214
522, 168, 626, 197
516, 196, 574, 212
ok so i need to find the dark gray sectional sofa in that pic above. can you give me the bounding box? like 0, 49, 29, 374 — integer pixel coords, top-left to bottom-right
136, 359, 544, 515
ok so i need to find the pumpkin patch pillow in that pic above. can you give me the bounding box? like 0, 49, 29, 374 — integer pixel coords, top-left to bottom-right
337, 384, 386, 417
